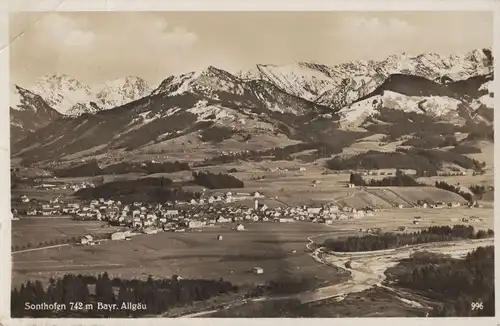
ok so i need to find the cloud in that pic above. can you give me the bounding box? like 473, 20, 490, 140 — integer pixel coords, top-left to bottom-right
37, 13, 96, 47
334, 16, 417, 55
11, 13, 201, 84
108, 14, 199, 50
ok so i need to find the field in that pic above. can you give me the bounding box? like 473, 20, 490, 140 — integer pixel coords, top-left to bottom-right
12, 202, 493, 289
11, 218, 122, 248
191, 163, 473, 208
12, 221, 351, 288
309, 207, 493, 245
11, 188, 76, 202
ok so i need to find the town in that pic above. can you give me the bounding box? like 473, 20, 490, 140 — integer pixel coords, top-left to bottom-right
12, 184, 487, 248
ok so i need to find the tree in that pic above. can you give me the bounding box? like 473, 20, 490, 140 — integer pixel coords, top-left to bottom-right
96, 272, 115, 304
349, 173, 365, 186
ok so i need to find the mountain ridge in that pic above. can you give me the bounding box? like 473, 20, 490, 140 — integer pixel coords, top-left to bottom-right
10, 47, 494, 165
25, 75, 154, 116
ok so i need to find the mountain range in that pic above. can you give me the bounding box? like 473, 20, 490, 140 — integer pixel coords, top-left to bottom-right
14, 75, 153, 116
10, 47, 494, 165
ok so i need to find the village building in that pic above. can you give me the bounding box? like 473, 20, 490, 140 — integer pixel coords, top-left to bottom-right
143, 228, 158, 235
80, 235, 94, 245
307, 207, 321, 214
252, 267, 264, 275
111, 232, 126, 241
188, 220, 204, 229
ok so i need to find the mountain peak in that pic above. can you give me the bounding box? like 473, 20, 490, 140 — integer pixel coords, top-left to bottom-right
200, 65, 237, 80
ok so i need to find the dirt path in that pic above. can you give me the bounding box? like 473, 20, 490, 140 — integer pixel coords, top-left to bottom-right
11, 244, 70, 254
385, 188, 415, 207
331, 189, 363, 205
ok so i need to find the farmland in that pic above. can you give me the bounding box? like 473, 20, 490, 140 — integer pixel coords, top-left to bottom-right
10, 158, 495, 317
12, 202, 493, 289
12, 218, 122, 249
12, 221, 350, 288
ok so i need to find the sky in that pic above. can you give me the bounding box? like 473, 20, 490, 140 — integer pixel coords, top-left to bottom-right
9, 11, 493, 87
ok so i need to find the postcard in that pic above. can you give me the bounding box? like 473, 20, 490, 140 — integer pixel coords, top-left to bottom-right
4, 0, 497, 323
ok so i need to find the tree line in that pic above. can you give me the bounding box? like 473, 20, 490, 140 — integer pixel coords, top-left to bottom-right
434, 181, 474, 203
75, 177, 199, 203
192, 171, 244, 189
349, 170, 424, 187
198, 142, 342, 167
11, 272, 238, 317
199, 126, 237, 143
469, 185, 489, 198
54, 160, 191, 178
389, 246, 494, 317
12, 237, 79, 252
327, 149, 483, 177
364, 108, 460, 142
323, 225, 493, 252
365, 107, 493, 144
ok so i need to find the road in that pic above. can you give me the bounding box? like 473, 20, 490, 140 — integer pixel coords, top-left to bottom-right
331, 188, 363, 205
11, 244, 70, 255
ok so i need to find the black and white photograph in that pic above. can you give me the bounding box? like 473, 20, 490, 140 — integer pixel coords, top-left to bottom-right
7, 6, 495, 319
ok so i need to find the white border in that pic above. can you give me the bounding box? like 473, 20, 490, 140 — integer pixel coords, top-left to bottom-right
1, 0, 499, 325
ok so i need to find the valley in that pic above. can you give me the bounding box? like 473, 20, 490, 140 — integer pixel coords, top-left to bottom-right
10, 45, 494, 318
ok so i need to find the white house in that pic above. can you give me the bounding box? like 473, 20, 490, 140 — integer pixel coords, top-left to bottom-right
165, 209, 179, 216
307, 207, 321, 214
189, 220, 204, 229
81, 235, 93, 245
253, 191, 264, 198
217, 216, 231, 223
252, 267, 264, 275
111, 232, 126, 240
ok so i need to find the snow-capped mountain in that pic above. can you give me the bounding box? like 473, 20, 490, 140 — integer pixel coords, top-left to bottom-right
95, 76, 153, 110
152, 65, 332, 116
338, 91, 463, 126
10, 47, 494, 164
338, 72, 494, 126
152, 66, 246, 99
31, 74, 94, 116
10, 85, 62, 141
236, 62, 340, 102
237, 47, 493, 109
24, 75, 153, 116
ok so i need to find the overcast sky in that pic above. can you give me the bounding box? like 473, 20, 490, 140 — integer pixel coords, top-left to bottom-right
9, 11, 492, 87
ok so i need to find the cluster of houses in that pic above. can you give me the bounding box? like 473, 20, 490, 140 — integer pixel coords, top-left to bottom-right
461, 216, 483, 223
416, 199, 483, 209
264, 166, 307, 173
57, 195, 384, 241
24, 196, 103, 217
437, 171, 469, 177
355, 169, 418, 177
34, 181, 95, 191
